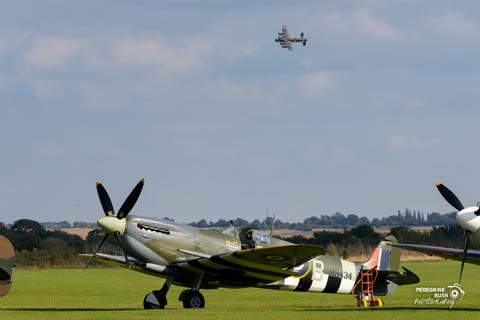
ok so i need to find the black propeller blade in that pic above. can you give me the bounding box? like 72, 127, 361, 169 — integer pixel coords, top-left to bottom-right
435, 182, 471, 283
113, 231, 129, 267
96, 182, 115, 216
86, 179, 144, 271
117, 179, 144, 219
436, 182, 464, 211
459, 231, 470, 283
83, 234, 109, 271
475, 207, 480, 216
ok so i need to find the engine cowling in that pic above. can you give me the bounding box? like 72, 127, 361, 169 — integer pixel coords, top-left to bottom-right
0, 235, 15, 297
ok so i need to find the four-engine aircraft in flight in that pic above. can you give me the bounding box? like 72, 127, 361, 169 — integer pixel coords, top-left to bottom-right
275, 25, 307, 51
0, 235, 15, 297
82, 179, 419, 309
392, 182, 480, 283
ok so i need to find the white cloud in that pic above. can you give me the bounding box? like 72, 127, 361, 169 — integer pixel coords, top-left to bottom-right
30, 79, 59, 101
299, 72, 335, 97
0, 31, 31, 59
422, 12, 480, 40
307, 8, 401, 40
80, 82, 131, 111
111, 32, 259, 72
112, 35, 212, 71
354, 9, 400, 39
23, 34, 83, 69
385, 134, 439, 152
203, 78, 263, 102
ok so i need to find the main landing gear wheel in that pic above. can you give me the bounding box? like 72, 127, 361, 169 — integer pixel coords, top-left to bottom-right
143, 291, 167, 309
179, 290, 205, 308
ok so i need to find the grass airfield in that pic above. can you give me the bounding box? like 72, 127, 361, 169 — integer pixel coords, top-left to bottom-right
1, 260, 479, 320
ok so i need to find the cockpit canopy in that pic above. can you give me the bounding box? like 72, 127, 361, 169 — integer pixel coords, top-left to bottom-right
221, 227, 291, 249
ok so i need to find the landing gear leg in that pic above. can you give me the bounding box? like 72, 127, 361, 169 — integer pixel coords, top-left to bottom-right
178, 273, 205, 308
143, 277, 173, 309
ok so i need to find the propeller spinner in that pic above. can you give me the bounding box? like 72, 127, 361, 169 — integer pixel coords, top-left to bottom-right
435, 181, 480, 283
83, 178, 144, 270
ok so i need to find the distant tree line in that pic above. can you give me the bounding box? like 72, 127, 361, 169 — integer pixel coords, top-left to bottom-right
1, 208, 454, 232
0, 208, 467, 268
0, 219, 119, 268
283, 224, 468, 258
40, 221, 98, 229
188, 209, 456, 230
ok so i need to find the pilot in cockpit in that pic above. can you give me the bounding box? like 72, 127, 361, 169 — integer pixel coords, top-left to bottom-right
242, 230, 255, 250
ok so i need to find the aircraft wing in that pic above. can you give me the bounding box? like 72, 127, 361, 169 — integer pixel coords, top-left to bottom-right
81, 245, 325, 285
391, 243, 480, 266
282, 28, 290, 39
79, 253, 174, 276
176, 244, 324, 284
285, 41, 293, 51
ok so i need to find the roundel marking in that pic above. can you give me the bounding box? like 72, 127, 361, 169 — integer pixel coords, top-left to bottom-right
292, 261, 312, 279
265, 255, 286, 261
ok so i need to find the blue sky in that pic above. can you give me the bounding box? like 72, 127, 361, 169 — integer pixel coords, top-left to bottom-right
2, 0, 480, 224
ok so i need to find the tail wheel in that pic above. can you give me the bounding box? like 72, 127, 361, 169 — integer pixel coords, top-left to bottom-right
143, 292, 165, 309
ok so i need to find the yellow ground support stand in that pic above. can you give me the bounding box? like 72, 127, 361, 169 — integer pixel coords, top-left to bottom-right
352, 267, 384, 308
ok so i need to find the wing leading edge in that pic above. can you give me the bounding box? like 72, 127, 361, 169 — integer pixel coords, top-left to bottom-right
79, 253, 173, 276
285, 41, 293, 51
176, 244, 325, 284
81, 245, 325, 286
390, 243, 480, 266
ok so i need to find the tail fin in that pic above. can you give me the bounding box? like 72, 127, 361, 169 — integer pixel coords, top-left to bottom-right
363, 235, 400, 272
0, 235, 15, 297
358, 235, 419, 296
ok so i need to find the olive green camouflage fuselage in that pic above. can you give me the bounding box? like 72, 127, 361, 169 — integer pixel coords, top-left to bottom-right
106, 215, 417, 296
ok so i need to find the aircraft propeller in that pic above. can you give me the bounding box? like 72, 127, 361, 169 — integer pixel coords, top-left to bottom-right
83, 179, 144, 270
435, 181, 480, 283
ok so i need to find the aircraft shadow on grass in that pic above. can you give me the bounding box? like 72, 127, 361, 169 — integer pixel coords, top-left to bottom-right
0, 307, 140, 312
2, 306, 479, 312
300, 306, 480, 312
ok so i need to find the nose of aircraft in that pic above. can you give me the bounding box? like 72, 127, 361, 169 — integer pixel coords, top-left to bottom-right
456, 207, 480, 232
97, 216, 126, 236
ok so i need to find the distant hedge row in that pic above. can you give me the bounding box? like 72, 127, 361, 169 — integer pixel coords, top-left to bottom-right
0, 219, 120, 268
0, 219, 469, 267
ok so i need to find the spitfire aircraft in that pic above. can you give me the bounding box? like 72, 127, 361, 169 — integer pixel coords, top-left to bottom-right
83, 179, 419, 309
275, 25, 307, 51
392, 182, 480, 283
0, 235, 15, 297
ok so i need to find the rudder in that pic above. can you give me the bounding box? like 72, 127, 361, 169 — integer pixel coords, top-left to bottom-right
363, 235, 400, 272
